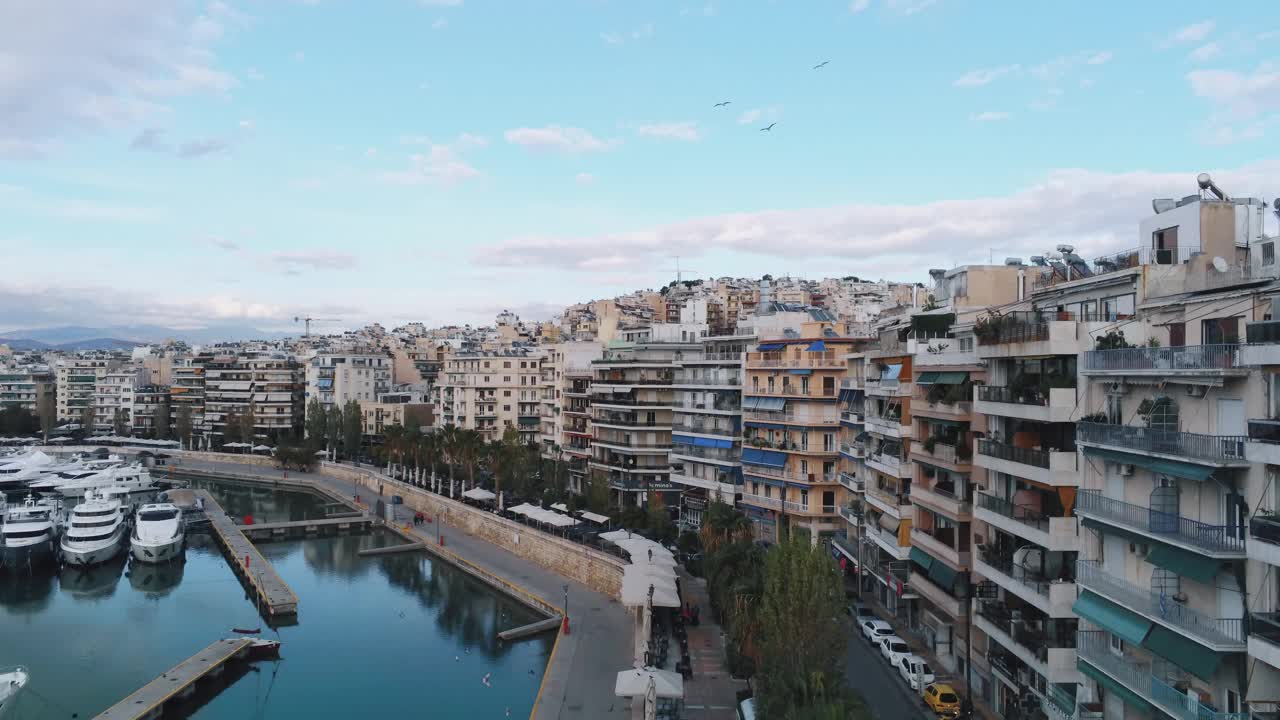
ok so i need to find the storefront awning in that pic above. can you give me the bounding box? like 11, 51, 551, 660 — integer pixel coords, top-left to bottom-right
1078, 660, 1154, 713
1072, 591, 1152, 645
742, 448, 787, 468
1144, 544, 1222, 584
1142, 626, 1222, 682
909, 547, 934, 572
1082, 446, 1214, 482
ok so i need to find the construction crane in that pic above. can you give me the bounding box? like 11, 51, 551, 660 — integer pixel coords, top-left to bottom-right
293, 316, 340, 338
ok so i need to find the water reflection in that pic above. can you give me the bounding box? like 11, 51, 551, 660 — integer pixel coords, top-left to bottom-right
184, 476, 330, 524
127, 557, 186, 598
58, 554, 127, 599
0, 563, 56, 615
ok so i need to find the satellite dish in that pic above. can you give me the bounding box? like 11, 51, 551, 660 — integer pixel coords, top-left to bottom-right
1212, 256, 1229, 273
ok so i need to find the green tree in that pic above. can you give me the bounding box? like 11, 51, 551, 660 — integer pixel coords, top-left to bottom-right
176, 405, 193, 449
437, 424, 460, 485
584, 472, 611, 513
305, 397, 327, 448
0, 407, 39, 436
325, 404, 342, 456
154, 395, 171, 440
112, 407, 129, 436
342, 399, 363, 460
240, 404, 257, 444
486, 427, 522, 496
456, 428, 483, 491
756, 538, 850, 718
37, 392, 55, 441
79, 404, 95, 435
222, 409, 242, 444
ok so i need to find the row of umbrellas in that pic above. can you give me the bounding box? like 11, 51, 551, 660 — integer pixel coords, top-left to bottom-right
507, 503, 580, 528
220, 442, 274, 452
600, 530, 681, 609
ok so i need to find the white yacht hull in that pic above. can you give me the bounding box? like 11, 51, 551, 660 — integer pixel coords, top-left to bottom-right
130, 535, 184, 564
58, 481, 155, 498
61, 527, 126, 567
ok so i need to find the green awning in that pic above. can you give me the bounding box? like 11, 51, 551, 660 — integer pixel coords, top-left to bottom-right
928, 559, 959, 590
910, 547, 934, 571
933, 372, 969, 385
1077, 660, 1154, 713
1080, 517, 1149, 544
1142, 626, 1223, 682
1145, 544, 1222, 584
1073, 591, 1153, 645
1082, 446, 1214, 482
916, 372, 940, 384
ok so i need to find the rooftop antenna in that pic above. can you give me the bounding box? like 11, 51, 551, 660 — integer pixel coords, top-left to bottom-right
1197, 172, 1228, 201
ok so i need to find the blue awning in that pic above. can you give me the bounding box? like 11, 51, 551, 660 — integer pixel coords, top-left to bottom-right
742, 448, 787, 468
745, 472, 784, 487
316, 378, 333, 389
788, 369, 812, 375
742, 397, 761, 410
757, 343, 785, 351
745, 420, 788, 430
883, 363, 902, 380
742, 396, 786, 411
673, 434, 733, 449
806, 340, 827, 352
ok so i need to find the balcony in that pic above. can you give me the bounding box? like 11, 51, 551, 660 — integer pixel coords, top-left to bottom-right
867, 523, 910, 559
783, 500, 837, 517
673, 397, 740, 413
974, 385, 1077, 423
1075, 490, 1245, 557
742, 410, 839, 426
910, 439, 972, 470
837, 471, 863, 494
739, 493, 783, 511
671, 370, 742, 387
975, 439, 1078, 486
1249, 613, 1280, 672
1076, 631, 1249, 720
746, 352, 844, 370
1083, 344, 1248, 378
840, 409, 862, 425
592, 395, 671, 409
976, 315, 1091, 359
865, 451, 911, 478
976, 604, 1079, 683
910, 480, 972, 519
910, 527, 969, 569
975, 492, 1079, 552
1076, 422, 1248, 467
975, 549, 1076, 617
908, 570, 963, 617
670, 444, 739, 463
838, 504, 861, 526
671, 418, 736, 437
864, 485, 910, 519
839, 377, 862, 390
865, 378, 912, 398
1246, 420, 1280, 465
1075, 560, 1244, 650
1248, 514, 1280, 567
865, 414, 911, 439
743, 385, 836, 399
839, 442, 865, 460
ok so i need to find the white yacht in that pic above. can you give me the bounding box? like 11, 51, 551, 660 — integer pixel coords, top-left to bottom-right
0, 451, 55, 490
60, 490, 128, 567
130, 503, 184, 563
0, 666, 28, 718
52, 465, 156, 498
0, 496, 61, 571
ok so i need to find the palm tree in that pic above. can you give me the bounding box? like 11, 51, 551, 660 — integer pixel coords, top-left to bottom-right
382, 424, 409, 477
437, 424, 460, 487
459, 429, 484, 491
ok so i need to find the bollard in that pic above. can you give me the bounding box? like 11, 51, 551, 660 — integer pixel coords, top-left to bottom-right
440, 535, 446, 547
562, 616, 570, 635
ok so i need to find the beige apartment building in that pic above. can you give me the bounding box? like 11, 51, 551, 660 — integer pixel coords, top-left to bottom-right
436, 350, 546, 441
0, 365, 54, 416
55, 357, 120, 425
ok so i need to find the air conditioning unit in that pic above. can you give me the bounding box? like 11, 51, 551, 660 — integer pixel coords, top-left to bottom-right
1119, 464, 1135, 476
1186, 385, 1208, 398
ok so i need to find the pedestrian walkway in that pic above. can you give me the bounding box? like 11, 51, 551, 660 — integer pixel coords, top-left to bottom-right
678, 574, 745, 720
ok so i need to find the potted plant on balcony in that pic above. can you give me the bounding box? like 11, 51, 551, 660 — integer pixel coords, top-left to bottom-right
922, 435, 937, 453
1079, 411, 1108, 424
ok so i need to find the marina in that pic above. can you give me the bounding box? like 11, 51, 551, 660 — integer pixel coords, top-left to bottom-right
193, 489, 299, 620
92, 638, 275, 720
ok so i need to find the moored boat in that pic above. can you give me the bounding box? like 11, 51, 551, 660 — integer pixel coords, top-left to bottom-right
60, 489, 128, 567
130, 503, 184, 563
0, 495, 61, 572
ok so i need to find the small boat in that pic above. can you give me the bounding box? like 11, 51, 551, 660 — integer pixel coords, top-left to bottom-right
0, 495, 61, 571
241, 638, 281, 660
0, 666, 28, 717
130, 503, 184, 563
231, 627, 262, 635
60, 489, 128, 567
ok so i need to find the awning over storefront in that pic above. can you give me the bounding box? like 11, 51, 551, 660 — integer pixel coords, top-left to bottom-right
1082, 446, 1214, 482
742, 448, 787, 468
1077, 661, 1154, 713
1142, 626, 1222, 682
1144, 544, 1222, 584
909, 547, 934, 572
1072, 591, 1152, 645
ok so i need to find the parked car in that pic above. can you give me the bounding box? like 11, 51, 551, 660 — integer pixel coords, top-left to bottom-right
877, 635, 911, 667
860, 619, 893, 643
897, 655, 935, 690
923, 682, 961, 718
845, 603, 876, 621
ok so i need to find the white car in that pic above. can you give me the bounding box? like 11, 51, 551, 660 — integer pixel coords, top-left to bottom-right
878, 635, 911, 666
860, 619, 894, 643
897, 655, 935, 690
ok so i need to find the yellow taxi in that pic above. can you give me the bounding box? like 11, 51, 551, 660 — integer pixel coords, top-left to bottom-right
922, 682, 961, 718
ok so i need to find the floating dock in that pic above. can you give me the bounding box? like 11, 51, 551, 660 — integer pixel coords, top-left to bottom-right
93, 638, 258, 720
237, 515, 375, 542
357, 541, 424, 557
194, 490, 299, 619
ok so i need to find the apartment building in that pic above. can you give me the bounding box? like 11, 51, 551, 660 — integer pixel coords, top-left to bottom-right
55, 356, 119, 424
202, 352, 303, 444
358, 398, 433, 438
739, 322, 854, 545
538, 343, 603, 492
436, 350, 545, 440
305, 351, 392, 421
670, 334, 753, 530
93, 367, 146, 431
0, 364, 54, 415
589, 339, 698, 508
131, 385, 171, 437
170, 357, 207, 444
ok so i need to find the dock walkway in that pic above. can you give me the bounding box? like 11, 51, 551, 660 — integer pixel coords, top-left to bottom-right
237, 515, 374, 538
93, 638, 255, 720
194, 490, 299, 618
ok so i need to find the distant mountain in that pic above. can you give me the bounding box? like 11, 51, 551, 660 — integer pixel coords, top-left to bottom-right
0, 323, 296, 347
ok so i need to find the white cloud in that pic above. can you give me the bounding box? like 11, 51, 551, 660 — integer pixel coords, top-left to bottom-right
849, 0, 871, 12
178, 136, 231, 158
972, 111, 1009, 122
268, 250, 358, 271
377, 145, 481, 186
472, 162, 1280, 274
365, 147, 378, 157
636, 121, 702, 142
1188, 43, 1221, 62
954, 65, 1020, 88
1165, 20, 1215, 46
504, 126, 617, 153
128, 126, 237, 158
601, 23, 654, 45
1187, 65, 1280, 117
575, 172, 595, 185
246, 67, 265, 81
292, 50, 306, 62
454, 133, 489, 149
432, 17, 448, 29
238, 119, 253, 130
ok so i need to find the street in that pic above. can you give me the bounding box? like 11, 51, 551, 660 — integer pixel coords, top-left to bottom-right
844, 629, 934, 720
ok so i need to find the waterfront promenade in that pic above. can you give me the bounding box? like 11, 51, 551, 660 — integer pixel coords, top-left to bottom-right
170, 457, 639, 719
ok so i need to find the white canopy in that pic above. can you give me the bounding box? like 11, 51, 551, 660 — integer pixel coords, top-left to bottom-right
551, 502, 568, 512
222, 442, 249, 448
614, 667, 684, 699
599, 529, 632, 542
621, 576, 681, 607
623, 567, 677, 594
463, 488, 496, 501
252, 444, 273, 451
580, 511, 610, 524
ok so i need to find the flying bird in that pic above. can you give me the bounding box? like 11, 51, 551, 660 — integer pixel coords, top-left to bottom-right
813, 60, 830, 69
713, 101, 731, 108
760, 123, 777, 132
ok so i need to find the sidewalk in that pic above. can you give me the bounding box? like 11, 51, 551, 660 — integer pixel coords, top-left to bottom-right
174, 458, 633, 719
678, 574, 746, 720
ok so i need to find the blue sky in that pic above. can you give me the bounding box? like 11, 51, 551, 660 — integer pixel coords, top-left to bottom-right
2, 0, 1278, 332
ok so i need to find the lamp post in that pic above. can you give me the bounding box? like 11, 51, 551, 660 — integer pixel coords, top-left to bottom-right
563, 583, 570, 635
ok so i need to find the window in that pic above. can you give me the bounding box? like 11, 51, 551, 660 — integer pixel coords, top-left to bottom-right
1108, 634, 1124, 655
1264, 242, 1276, 267
1106, 394, 1122, 425
504, 390, 511, 397
1202, 317, 1241, 345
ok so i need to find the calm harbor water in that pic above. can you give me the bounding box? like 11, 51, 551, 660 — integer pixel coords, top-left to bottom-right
0, 477, 554, 719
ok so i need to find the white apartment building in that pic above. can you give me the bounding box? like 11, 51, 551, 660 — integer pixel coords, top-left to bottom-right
436, 350, 546, 441
305, 352, 392, 421
0, 364, 54, 415
55, 357, 119, 425
539, 342, 604, 492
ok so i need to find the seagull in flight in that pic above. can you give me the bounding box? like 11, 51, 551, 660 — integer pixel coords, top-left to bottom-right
713, 101, 731, 108
760, 123, 777, 132
813, 60, 830, 69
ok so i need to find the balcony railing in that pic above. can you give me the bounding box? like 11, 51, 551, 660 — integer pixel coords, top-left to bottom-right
977, 384, 1067, 407
838, 471, 863, 493
743, 464, 834, 484
746, 352, 844, 369
977, 439, 1050, 469
1075, 560, 1244, 646
839, 442, 864, 458
839, 377, 862, 389
976, 312, 1051, 346
866, 484, 911, 509
1076, 630, 1248, 720
1250, 514, 1280, 545
745, 385, 837, 398
1083, 344, 1245, 373
978, 548, 1056, 598
976, 492, 1049, 532
1076, 421, 1246, 464
1252, 612, 1280, 646
742, 410, 839, 425
1076, 490, 1245, 554
739, 493, 782, 510
1248, 320, 1280, 344
1249, 419, 1280, 444
670, 444, 739, 462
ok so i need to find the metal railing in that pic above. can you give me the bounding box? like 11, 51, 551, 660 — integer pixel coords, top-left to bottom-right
1252, 612, 1280, 645
838, 471, 863, 492
592, 395, 670, 408
1076, 422, 1246, 464
742, 410, 839, 425
746, 353, 844, 369
671, 419, 737, 436
672, 371, 742, 386
916, 440, 968, 464
593, 414, 669, 428
977, 549, 1053, 597
1250, 419, 1280, 444
976, 492, 1050, 531
866, 484, 911, 509
1250, 514, 1280, 545
978, 384, 1053, 406
670, 444, 739, 462
1076, 490, 1246, 553
840, 443, 864, 457
977, 439, 1050, 469
744, 385, 837, 398
739, 493, 782, 510
976, 312, 1052, 346
1084, 344, 1244, 373
1248, 320, 1280, 344
839, 377, 862, 389
1076, 560, 1244, 645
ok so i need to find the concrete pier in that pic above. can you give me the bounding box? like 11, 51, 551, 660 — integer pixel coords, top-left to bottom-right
237, 515, 374, 542
356, 542, 425, 557
93, 638, 257, 720
194, 490, 299, 619
498, 617, 564, 641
